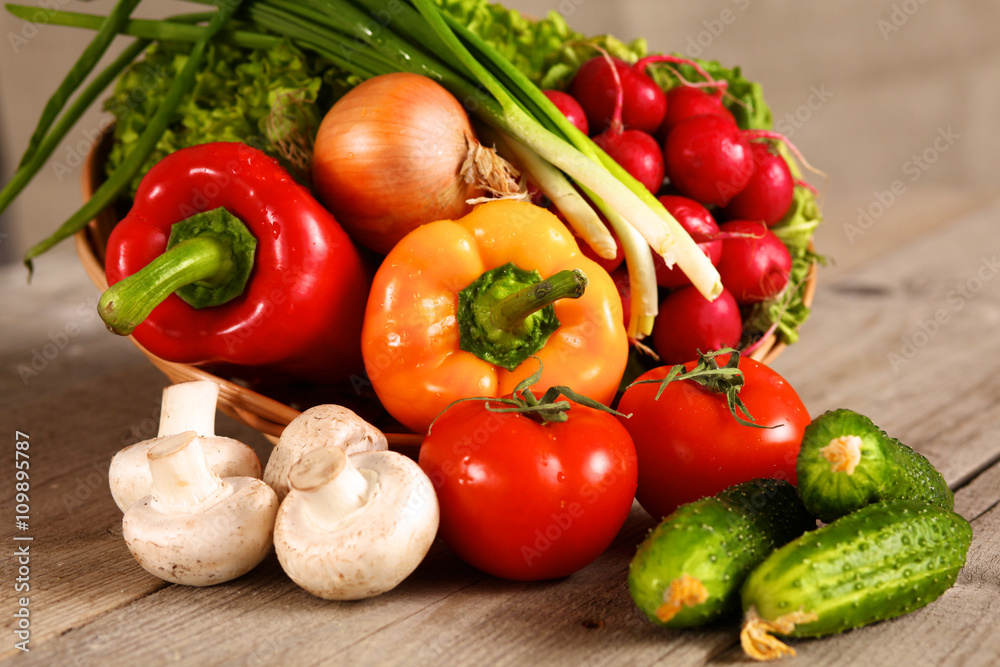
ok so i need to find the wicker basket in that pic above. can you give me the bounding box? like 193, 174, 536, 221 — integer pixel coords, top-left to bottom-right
75, 137, 816, 447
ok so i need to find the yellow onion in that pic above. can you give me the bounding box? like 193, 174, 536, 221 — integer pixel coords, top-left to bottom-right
312, 72, 518, 255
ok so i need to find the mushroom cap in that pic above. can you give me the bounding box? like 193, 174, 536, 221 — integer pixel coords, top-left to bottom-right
264, 404, 388, 500
110, 436, 262, 513
122, 476, 278, 586
274, 449, 439, 600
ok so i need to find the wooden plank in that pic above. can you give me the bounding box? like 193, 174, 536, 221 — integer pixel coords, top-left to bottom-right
772, 195, 1000, 487
3, 197, 999, 664
0, 361, 273, 660
11, 453, 998, 667
812, 188, 998, 282
3, 503, 734, 666
711, 460, 1000, 666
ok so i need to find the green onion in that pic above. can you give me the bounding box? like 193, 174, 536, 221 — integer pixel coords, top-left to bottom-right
486, 128, 616, 261
12, 0, 142, 169
3, 5, 277, 49
0, 37, 148, 222
22, 0, 246, 271
9, 0, 724, 339
234, 0, 722, 336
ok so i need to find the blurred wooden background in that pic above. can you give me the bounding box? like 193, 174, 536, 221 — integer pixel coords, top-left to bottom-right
1, 0, 997, 272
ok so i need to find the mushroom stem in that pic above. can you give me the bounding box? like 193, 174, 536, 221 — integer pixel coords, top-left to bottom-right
148, 431, 226, 510
289, 447, 375, 528
157, 380, 220, 438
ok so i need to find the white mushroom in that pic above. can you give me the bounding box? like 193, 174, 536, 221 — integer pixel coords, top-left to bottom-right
273, 446, 439, 600
264, 404, 388, 501
122, 431, 278, 586
109, 380, 262, 512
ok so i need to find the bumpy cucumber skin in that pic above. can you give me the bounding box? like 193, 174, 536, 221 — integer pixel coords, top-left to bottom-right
628, 479, 815, 628
741, 500, 972, 638
797, 409, 953, 522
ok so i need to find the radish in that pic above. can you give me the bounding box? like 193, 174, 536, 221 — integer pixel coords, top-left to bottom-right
651, 286, 742, 365
658, 85, 735, 139
581, 50, 666, 194
652, 195, 722, 288
720, 142, 795, 225
716, 220, 792, 304
594, 129, 664, 194
663, 113, 753, 207
631, 55, 734, 141
568, 56, 666, 135
543, 89, 589, 136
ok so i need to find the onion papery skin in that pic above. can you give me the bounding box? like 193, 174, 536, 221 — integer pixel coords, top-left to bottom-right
311, 73, 486, 255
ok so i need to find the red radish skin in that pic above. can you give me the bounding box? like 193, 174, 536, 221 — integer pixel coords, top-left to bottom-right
658, 86, 735, 140
716, 220, 792, 303
543, 89, 590, 136
594, 129, 664, 194
569, 57, 667, 135
652, 195, 722, 288
721, 142, 795, 225
664, 114, 754, 207
651, 286, 742, 365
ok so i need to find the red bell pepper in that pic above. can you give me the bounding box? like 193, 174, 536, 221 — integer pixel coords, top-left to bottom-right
99, 141, 371, 384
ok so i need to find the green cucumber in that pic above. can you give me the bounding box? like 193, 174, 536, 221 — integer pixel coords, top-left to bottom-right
796, 409, 953, 522
740, 500, 972, 660
628, 479, 815, 628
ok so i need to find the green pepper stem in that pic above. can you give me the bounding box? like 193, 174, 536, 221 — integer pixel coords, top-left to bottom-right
491, 269, 588, 332
458, 263, 588, 372
98, 236, 235, 336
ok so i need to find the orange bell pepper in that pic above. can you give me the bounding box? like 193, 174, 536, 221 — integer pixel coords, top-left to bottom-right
362, 199, 629, 434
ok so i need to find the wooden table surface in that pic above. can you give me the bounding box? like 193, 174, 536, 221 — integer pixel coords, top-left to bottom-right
2, 193, 999, 666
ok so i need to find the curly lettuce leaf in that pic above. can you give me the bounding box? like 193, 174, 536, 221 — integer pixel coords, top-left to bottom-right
103, 39, 334, 195
744, 186, 824, 345
434, 0, 583, 85
531, 35, 772, 130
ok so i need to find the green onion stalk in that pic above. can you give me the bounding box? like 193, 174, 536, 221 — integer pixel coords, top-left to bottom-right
10, 1, 246, 272
4, 0, 722, 339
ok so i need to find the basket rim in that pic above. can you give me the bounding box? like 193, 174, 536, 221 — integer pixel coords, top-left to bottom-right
76, 135, 815, 447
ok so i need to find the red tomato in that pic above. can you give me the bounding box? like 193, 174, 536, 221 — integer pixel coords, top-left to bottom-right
418, 399, 638, 581
617, 354, 809, 521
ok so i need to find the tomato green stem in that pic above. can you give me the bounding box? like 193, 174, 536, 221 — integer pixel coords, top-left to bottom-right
427, 357, 627, 431
626, 348, 776, 429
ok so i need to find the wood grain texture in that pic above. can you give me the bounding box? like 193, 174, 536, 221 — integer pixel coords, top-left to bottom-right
3, 197, 1000, 665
